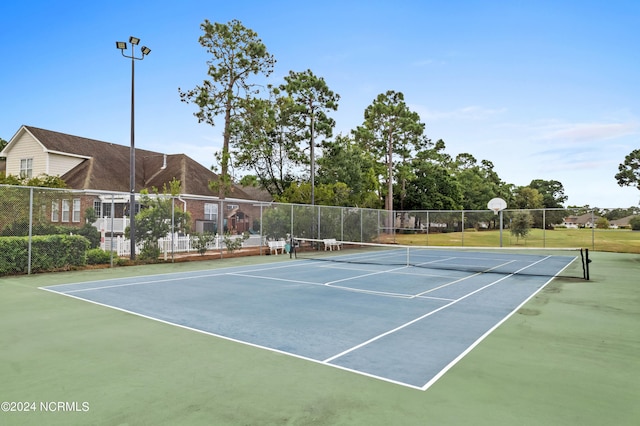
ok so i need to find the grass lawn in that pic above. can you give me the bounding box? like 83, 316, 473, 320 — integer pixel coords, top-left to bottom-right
1, 252, 638, 425
385, 228, 640, 254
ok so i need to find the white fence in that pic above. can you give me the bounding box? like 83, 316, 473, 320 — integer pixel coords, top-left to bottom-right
101, 233, 265, 257
93, 217, 129, 234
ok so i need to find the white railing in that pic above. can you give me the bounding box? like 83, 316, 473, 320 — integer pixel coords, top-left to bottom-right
101, 233, 264, 257
93, 217, 129, 234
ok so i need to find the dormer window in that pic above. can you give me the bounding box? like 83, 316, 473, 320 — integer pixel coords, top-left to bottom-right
20, 158, 33, 178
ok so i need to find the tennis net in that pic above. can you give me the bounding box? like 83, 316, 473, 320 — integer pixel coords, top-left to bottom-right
291, 238, 590, 280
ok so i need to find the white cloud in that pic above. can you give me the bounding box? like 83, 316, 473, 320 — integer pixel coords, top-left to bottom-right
539, 121, 639, 143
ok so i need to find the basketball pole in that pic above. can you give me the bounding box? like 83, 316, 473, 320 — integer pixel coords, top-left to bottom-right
487, 198, 507, 248
500, 209, 503, 247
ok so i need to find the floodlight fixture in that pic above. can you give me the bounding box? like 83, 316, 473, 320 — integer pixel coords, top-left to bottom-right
115, 35, 151, 260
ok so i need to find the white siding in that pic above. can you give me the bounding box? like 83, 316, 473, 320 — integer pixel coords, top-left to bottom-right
47, 152, 85, 176
4, 132, 47, 176
5, 130, 87, 177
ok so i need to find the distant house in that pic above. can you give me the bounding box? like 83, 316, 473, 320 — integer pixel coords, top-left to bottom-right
562, 213, 601, 228
0, 125, 268, 234
609, 215, 637, 229
562, 213, 638, 229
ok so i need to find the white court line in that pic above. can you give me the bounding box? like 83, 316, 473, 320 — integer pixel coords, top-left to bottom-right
39, 254, 569, 392
411, 259, 517, 298
62, 272, 228, 293
322, 255, 552, 365
323, 265, 459, 299
228, 271, 418, 299
324, 265, 409, 286
322, 275, 512, 364
50, 261, 322, 294
39, 285, 428, 391
308, 261, 460, 280
50, 259, 440, 300
322, 284, 418, 299
321, 257, 519, 300
226, 272, 319, 286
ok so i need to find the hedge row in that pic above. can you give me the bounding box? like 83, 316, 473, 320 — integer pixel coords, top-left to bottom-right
0, 235, 90, 275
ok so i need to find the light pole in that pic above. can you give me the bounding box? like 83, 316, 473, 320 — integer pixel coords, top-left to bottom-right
116, 36, 151, 260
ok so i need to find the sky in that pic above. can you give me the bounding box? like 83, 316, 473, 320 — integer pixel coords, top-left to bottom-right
1, 0, 639, 208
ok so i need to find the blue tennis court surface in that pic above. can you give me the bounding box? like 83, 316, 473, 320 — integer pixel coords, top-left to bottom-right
41, 250, 579, 390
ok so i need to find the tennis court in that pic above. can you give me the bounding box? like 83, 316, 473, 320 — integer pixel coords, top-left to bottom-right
41, 245, 583, 390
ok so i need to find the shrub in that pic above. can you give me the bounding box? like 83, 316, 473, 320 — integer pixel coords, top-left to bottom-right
74, 224, 101, 248
0, 220, 100, 248
0, 237, 28, 275
630, 216, 640, 231
86, 248, 114, 265
510, 212, 533, 243
0, 234, 89, 275
0, 221, 65, 236
192, 232, 217, 255
223, 232, 249, 254
139, 243, 161, 262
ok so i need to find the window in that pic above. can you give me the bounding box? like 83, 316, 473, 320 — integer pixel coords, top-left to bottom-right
72, 199, 81, 223
51, 200, 60, 222
62, 199, 70, 222
227, 204, 239, 210
204, 203, 217, 221
93, 200, 102, 218
102, 203, 112, 218
20, 158, 33, 178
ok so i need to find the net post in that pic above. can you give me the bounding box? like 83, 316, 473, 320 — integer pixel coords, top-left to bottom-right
585, 248, 590, 280
580, 248, 591, 280
289, 236, 297, 259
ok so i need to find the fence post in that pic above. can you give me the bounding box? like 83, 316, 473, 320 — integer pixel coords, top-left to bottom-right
543, 209, 546, 248
341, 207, 344, 242
259, 203, 263, 256
461, 211, 464, 247
591, 209, 595, 249
171, 197, 175, 262
28, 188, 34, 275
110, 194, 115, 267
426, 211, 430, 245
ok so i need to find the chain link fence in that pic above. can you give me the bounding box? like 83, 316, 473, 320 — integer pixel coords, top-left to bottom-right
0, 184, 637, 275
390, 207, 638, 251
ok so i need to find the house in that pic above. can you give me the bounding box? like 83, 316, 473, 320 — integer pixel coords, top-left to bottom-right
609, 215, 637, 229
0, 125, 268, 234
562, 213, 601, 228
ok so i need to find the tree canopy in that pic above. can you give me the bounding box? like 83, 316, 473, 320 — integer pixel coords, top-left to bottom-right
353, 90, 425, 213
176, 19, 632, 213
278, 69, 340, 205
615, 149, 640, 191
179, 19, 275, 199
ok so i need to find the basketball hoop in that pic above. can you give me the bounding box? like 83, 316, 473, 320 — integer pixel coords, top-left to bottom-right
487, 198, 507, 215
487, 197, 507, 247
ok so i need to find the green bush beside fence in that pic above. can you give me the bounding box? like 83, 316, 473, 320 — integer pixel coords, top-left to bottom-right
0, 234, 90, 275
